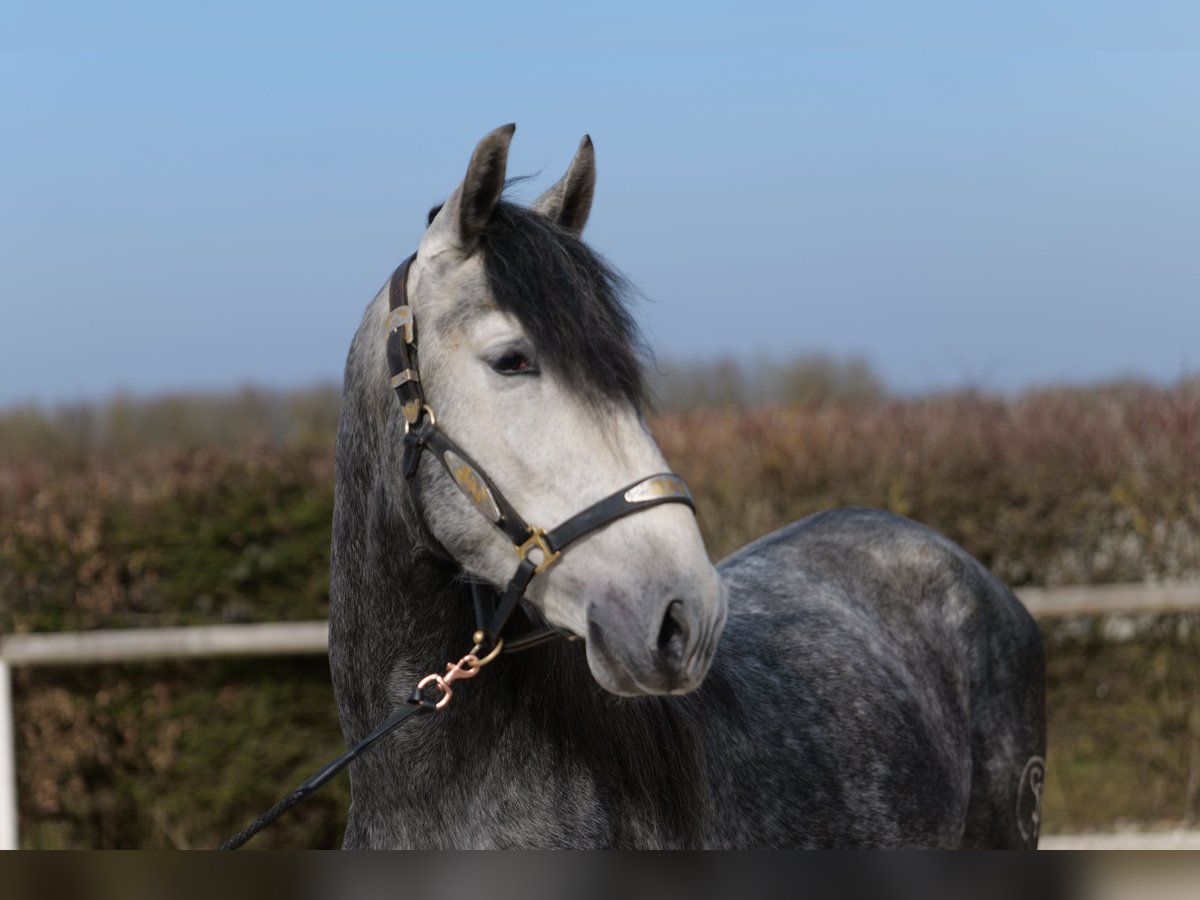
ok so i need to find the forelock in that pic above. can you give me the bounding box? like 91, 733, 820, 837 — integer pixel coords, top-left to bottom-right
476, 201, 647, 408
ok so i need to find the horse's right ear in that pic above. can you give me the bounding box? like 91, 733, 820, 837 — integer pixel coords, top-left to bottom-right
429, 123, 515, 252
531, 135, 595, 235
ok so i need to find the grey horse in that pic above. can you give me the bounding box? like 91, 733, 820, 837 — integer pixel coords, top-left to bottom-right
328, 124, 1045, 848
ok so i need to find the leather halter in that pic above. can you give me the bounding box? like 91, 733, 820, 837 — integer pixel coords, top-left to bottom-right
385, 252, 697, 651
219, 250, 699, 849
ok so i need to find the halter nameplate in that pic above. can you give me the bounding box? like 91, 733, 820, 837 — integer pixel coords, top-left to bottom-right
624, 474, 692, 505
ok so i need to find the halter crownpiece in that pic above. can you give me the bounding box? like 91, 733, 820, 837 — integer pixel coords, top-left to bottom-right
384, 251, 697, 649
384, 255, 425, 426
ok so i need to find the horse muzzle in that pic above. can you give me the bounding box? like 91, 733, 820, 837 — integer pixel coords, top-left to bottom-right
583, 574, 727, 696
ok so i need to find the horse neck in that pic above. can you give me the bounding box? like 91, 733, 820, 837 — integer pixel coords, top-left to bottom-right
329, 405, 717, 843
329, 462, 470, 727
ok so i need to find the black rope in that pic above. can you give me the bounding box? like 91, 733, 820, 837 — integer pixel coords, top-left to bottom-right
219, 694, 434, 850
220, 579, 569, 849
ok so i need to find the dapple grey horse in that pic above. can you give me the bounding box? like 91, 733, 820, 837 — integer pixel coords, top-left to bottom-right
329, 124, 1045, 848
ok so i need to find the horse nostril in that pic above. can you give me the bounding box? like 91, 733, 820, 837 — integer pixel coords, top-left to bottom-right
656, 600, 691, 672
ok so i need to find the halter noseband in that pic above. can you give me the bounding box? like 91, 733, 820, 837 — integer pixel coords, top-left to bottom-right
385, 252, 697, 652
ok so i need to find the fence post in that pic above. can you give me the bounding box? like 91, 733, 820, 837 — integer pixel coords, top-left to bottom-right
0, 660, 16, 850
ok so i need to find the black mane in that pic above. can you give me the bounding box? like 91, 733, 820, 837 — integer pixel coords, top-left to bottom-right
476, 200, 648, 408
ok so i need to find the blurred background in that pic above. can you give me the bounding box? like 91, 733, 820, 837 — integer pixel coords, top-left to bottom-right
2, 1, 1199, 849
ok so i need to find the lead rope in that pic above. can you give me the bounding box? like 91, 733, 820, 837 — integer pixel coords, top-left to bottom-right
219, 637, 503, 850
218, 702, 428, 850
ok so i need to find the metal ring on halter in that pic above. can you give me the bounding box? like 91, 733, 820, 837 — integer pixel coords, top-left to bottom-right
516, 525, 561, 574
403, 403, 437, 434
468, 637, 504, 668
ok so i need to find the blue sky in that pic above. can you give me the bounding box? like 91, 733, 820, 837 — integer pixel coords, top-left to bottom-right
2, 3, 1198, 404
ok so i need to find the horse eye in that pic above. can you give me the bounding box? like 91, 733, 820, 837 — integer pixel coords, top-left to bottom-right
490, 350, 537, 376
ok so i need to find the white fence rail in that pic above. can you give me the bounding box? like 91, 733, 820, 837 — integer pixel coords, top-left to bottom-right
3, 581, 1200, 849
1018, 581, 1200, 619
0, 621, 329, 668
0, 621, 328, 850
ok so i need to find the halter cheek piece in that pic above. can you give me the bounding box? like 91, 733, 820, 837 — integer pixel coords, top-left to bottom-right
386, 252, 697, 652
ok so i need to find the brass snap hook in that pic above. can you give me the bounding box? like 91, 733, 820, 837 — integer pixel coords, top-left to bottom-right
415, 643, 497, 711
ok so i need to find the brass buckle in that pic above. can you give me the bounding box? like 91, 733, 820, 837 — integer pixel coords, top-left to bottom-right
517, 526, 561, 574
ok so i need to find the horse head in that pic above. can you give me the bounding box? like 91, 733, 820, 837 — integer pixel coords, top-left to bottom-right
396, 124, 727, 696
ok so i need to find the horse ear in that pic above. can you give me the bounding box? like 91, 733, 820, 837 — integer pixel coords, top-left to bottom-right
432, 123, 516, 251
531, 135, 595, 236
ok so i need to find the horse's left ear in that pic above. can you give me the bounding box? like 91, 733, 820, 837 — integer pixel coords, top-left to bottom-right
531, 135, 595, 235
